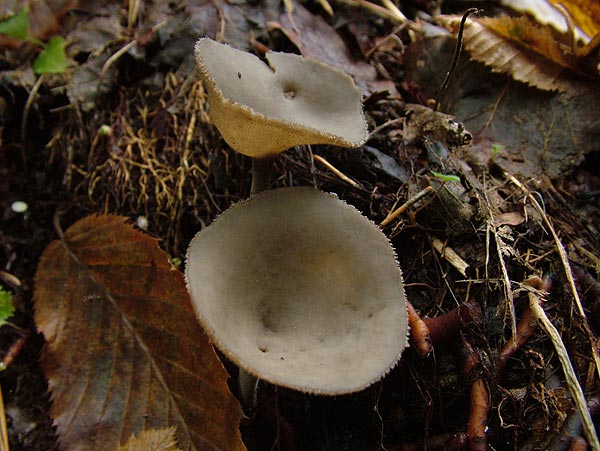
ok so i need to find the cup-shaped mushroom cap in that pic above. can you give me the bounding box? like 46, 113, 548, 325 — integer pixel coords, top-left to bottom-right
185, 187, 408, 395
195, 38, 368, 158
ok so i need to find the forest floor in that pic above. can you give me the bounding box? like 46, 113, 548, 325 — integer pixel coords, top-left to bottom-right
0, 1, 599, 450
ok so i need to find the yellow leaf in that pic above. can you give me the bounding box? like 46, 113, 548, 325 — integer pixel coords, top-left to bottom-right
117, 428, 182, 451
549, 0, 600, 38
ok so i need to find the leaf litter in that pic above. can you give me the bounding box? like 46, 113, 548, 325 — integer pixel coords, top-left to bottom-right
0, 0, 600, 450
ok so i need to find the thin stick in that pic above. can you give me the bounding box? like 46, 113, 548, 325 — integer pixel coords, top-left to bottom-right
20, 73, 45, 167
379, 186, 435, 227
508, 173, 600, 381
380, 0, 408, 23
365, 23, 409, 58
481, 188, 518, 349
334, 0, 405, 23
366, 117, 403, 141
431, 237, 470, 277
0, 382, 8, 451
435, 8, 481, 111
528, 289, 600, 451
312, 154, 361, 188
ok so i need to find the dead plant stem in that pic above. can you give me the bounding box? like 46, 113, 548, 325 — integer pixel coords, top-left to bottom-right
508, 172, 600, 381
528, 289, 600, 451
312, 154, 361, 188
379, 186, 434, 227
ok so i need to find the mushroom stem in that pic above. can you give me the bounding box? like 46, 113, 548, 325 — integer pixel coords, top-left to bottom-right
238, 369, 259, 409
250, 156, 275, 196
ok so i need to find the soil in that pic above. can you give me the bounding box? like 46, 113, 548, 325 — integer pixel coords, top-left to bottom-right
0, 1, 599, 450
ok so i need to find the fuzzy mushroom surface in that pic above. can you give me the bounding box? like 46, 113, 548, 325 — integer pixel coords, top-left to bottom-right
185, 187, 408, 395
195, 38, 368, 158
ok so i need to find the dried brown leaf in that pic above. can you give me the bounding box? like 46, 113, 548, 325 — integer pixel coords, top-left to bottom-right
270, 2, 397, 95
34, 215, 245, 451
117, 427, 182, 451
439, 15, 579, 91
404, 35, 600, 178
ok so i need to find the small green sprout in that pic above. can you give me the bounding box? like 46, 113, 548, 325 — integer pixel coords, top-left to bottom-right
492, 143, 505, 159
0, 289, 15, 328
431, 171, 460, 183
0, 9, 69, 74
0, 8, 31, 41
33, 36, 68, 74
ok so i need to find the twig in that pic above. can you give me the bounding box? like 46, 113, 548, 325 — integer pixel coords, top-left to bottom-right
380, 0, 408, 23
528, 287, 600, 450
365, 23, 409, 58
20, 74, 45, 167
435, 8, 481, 111
0, 336, 27, 371
366, 117, 404, 141
312, 154, 361, 188
101, 21, 167, 79
0, 382, 8, 451
334, 0, 405, 23
508, 173, 600, 381
482, 197, 517, 350
379, 186, 435, 228
430, 237, 469, 277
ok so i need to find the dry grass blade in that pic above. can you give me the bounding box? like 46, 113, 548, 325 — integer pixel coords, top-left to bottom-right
0, 383, 9, 451
507, 172, 600, 382
528, 288, 600, 450
34, 215, 245, 451
312, 154, 361, 188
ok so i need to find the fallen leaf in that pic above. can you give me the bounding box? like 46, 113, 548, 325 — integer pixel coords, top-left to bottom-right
494, 212, 526, 227
549, 0, 600, 39
438, 14, 591, 92
117, 427, 182, 451
270, 3, 397, 95
404, 35, 600, 178
34, 215, 245, 451
499, 0, 591, 42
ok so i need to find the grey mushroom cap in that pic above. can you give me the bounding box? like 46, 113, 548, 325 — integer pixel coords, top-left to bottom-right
185, 187, 408, 395
195, 38, 368, 158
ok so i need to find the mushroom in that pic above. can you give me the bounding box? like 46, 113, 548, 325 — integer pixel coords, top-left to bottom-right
194, 37, 368, 194
185, 187, 408, 396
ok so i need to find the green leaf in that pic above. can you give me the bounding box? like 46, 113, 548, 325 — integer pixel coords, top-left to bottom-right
492, 143, 505, 158
431, 171, 461, 183
0, 289, 15, 327
0, 8, 30, 40
33, 36, 69, 74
